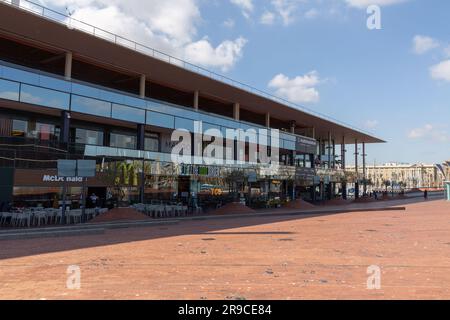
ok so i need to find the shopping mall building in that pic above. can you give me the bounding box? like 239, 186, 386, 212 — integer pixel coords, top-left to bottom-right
0, 1, 384, 211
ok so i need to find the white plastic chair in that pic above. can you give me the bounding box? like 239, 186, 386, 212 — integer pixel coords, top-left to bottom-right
15, 213, 32, 228
68, 210, 83, 224
0, 212, 11, 226
33, 211, 48, 227
154, 205, 166, 218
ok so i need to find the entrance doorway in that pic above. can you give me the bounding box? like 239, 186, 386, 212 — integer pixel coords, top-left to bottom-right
87, 187, 107, 208
178, 176, 190, 204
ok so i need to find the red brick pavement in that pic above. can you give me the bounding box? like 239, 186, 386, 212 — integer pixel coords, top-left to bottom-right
0, 198, 449, 300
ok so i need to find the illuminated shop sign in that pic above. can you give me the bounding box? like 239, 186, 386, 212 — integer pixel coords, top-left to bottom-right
42, 175, 84, 183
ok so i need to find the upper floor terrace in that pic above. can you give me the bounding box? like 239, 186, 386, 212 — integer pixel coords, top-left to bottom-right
0, 0, 384, 147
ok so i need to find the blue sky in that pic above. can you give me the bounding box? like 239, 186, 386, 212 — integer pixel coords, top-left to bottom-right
36, 0, 450, 164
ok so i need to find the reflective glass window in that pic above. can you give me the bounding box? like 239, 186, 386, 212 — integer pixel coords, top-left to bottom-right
122, 95, 146, 109
26, 122, 60, 141
71, 83, 102, 99
2, 66, 39, 85
144, 133, 160, 152
146, 111, 174, 129
0, 78, 20, 101
39, 75, 71, 92
112, 104, 146, 124
20, 84, 70, 110
71, 95, 111, 117
12, 119, 27, 137
175, 117, 194, 132
74, 128, 104, 146
110, 132, 137, 149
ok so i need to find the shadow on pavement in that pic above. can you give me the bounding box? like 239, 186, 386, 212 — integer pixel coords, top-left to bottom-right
0, 195, 444, 261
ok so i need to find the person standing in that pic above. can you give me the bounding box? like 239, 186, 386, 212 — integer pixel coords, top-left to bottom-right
90, 193, 99, 208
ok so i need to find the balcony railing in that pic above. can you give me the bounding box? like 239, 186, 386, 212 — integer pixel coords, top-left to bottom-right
0, 59, 307, 151
1, 0, 374, 137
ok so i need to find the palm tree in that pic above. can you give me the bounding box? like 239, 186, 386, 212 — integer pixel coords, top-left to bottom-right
117, 161, 139, 186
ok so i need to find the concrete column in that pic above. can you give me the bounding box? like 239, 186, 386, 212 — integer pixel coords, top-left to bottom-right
265, 113, 270, 128
341, 137, 347, 200
291, 120, 297, 200
139, 74, 146, 98
233, 103, 240, 121
60, 111, 71, 146
341, 137, 346, 170
64, 52, 72, 80
136, 124, 146, 203
137, 124, 145, 151
290, 121, 296, 134
355, 140, 359, 199
332, 140, 336, 169
327, 132, 332, 169
194, 90, 199, 110
363, 142, 367, 195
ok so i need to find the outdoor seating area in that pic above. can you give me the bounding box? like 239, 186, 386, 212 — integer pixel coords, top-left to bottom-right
0, 207, 109, 228
132, 202, 198, 219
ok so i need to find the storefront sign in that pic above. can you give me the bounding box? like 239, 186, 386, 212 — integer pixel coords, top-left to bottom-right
14, 169, 107, 188
181, 164, 220, 178
296, 137, 317, 154
42, 175, 84, 183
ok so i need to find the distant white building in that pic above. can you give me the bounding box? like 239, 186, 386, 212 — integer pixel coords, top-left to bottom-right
347, 162, 447, 190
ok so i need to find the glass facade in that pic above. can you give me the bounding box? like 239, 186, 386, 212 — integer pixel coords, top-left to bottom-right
12, 119, 27, 137
0, 78, 20, 101
0, 116, 60, 142
71, 95, 111, 117
295, 154, 313, 168
110, 132, 137, 150
0, 60, 307, 151
0, 59, 335, 215
145, 133, 159, 152
20, 84, 70, 110
111, 103, 146, 124
73, 128, 104, 146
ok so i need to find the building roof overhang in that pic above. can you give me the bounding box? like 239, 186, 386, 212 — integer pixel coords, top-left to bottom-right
0, 2, 385, 145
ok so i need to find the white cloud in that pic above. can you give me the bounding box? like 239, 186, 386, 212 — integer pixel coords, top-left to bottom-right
230, 0, 254, 19
260, 11, 276, 25
223, 18, 235, 28
304, 8, 319, 19
40, 0, 247, 72
184, 37, 247, 72
271, 0, 302, 26
345, 0, 409, 8
444, 45, 450, 57
408, 124, 450, 143
268, 72, 321, 104
365, 120, 379, 129
413, 35, 439, 55
430, 60, 450, 82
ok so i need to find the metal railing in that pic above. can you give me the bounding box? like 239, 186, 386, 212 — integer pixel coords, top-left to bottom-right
2, 0, 375, 137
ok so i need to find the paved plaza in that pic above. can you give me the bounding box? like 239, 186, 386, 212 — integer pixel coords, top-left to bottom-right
1, 198, 449, 300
